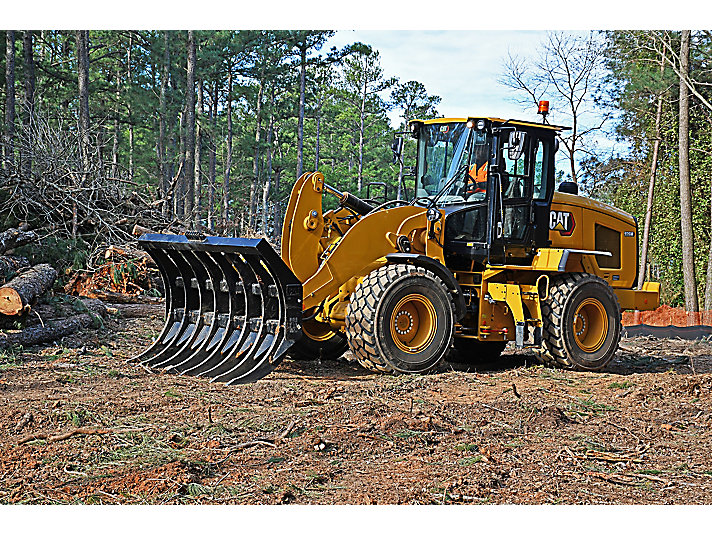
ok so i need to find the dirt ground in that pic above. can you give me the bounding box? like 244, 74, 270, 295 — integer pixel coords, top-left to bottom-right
2, 304, 712, 505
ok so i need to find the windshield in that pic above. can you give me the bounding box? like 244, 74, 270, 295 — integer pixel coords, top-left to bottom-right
415, 123, 492, 205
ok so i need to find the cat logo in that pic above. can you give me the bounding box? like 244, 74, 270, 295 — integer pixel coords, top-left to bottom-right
550, 210, 575, 236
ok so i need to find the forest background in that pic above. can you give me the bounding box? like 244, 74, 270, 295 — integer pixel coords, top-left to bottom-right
0, 29, 710, 310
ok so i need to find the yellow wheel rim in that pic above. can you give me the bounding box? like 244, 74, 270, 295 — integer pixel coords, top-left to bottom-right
389, 294, 437, 354
573, 298, 608, 353
302, 319, 336, 342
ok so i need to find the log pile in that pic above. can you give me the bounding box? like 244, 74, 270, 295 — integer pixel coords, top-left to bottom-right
0, 225, 111, 351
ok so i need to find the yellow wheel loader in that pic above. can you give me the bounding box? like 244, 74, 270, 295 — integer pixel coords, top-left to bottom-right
133, 116, 660, 384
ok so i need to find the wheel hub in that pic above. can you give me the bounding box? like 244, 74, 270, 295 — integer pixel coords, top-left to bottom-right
389, 294, 437, 353
572, 298, 608, 353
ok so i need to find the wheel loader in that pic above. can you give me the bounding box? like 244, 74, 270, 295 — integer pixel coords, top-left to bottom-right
133, 115, 660, 384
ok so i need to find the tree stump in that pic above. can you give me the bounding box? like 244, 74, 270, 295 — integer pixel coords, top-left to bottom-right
0, 263, 57, 316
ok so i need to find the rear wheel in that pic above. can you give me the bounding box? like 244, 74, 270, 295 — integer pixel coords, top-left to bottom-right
449, 338, 508, 363
289, 320, 348, 361
345, 264, 455, 374
536, 273, 621, 371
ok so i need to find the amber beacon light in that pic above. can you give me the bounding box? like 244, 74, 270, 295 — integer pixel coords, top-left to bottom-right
538, 100, 550, 123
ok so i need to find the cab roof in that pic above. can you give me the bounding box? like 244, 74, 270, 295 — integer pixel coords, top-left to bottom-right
413, 117, 570, 132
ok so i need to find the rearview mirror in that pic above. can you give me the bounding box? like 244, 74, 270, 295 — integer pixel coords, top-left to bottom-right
508, 131, 526, 161
392, 137, 404, 165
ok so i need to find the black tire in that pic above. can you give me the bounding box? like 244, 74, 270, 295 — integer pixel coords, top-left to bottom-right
448, 338, 508, 363
289, 320, 348, 361
536, 273, 621, 371
345, 264, 455, 374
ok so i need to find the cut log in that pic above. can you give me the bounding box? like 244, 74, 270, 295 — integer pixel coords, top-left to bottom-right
0, 263, 57, 316
0, 227, 37, 254
0, 307, 106, 350
0, 255, 30, 282
132, 224, 155, 236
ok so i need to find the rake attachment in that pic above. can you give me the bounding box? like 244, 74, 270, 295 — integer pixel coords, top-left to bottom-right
131, 233, 303, 384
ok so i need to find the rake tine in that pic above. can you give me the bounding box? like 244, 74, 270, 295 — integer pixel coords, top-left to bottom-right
166, 250, 228, 374
141, 249, 203, 367
197, 251, 265, 379
129, 246, 184, 363
210, 252, 284, 384
178, 250, 247, 376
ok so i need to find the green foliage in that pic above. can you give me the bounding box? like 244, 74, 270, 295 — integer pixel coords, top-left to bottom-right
16, 237, 88, 278
594, 31, 712, 306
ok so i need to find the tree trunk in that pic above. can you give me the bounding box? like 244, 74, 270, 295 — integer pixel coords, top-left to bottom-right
315, 95, 321, 171
207, 81, 218, 231
705, 179, 712, 311
76, 31, 90, 173
0, 263, 56, 316
112, 60, 120, 180
75, 30, 91, 239
223, 61, 233, 232
262, 89, 275, 235
22, 30, 35, 179
159, 32, 171, 216
182, 31, 197, 225
0, 306, 107, 349
297, 44, 306, 178
272, 169, 282, 242
5, 31, 16, 171
193, 79, 204, 228
679, 30, 698, 314
250, 58, 266, 231
127, 34, 134, 180
358, 74, 366, 192
638, 52, 666, 290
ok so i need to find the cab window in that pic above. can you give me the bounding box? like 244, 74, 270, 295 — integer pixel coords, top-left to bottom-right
533, 139, 549, 200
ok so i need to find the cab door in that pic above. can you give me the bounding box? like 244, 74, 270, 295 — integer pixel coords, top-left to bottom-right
488, 128, 554, 266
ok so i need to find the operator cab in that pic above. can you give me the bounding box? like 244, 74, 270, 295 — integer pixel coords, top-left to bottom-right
408, 117, 566, 271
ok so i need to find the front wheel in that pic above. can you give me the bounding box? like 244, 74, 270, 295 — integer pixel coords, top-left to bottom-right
345, 264, 455, 374
536, 273, 621, 371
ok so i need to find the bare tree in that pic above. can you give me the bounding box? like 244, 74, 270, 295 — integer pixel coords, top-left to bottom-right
500, 31, 608, 183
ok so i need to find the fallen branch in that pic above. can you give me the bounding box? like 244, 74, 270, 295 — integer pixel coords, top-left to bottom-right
0, 303, 106, 350
587, 471, 638, 486
0, 227, 37, 255
578, 450, 643, 464
48, 427, 112, 442
18, 426, 111, 445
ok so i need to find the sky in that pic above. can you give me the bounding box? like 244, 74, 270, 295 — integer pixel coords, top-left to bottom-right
326, 30, 552, 125
325, 30, 621, 166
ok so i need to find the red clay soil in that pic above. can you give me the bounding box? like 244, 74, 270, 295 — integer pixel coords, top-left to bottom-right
623, 305, 712, 327
2, 304, 712, 504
